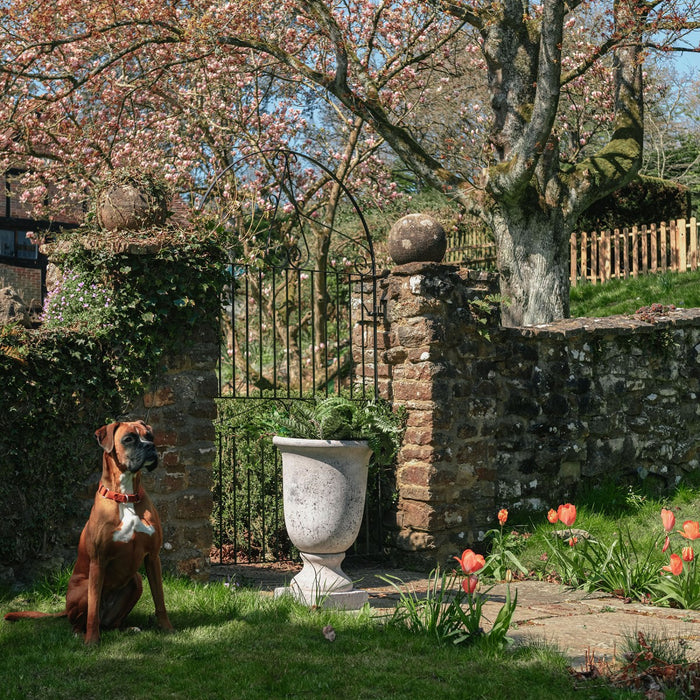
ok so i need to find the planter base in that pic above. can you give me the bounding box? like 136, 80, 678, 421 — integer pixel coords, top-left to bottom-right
274, 585, 369, 610
274, 552, 369, 610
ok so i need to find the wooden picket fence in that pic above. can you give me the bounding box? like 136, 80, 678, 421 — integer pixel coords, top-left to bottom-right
444, 227, 497, 269
446, 217, 699, 285
570, 218, 699, 286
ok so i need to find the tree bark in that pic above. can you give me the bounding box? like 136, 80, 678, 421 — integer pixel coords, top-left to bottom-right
486, 199, 571, 326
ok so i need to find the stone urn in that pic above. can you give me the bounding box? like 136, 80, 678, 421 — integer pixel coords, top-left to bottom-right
273, 436, 372, 609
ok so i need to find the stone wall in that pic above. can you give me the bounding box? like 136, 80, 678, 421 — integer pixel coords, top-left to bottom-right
126, 323, 219, 580
371, 262, 700, 568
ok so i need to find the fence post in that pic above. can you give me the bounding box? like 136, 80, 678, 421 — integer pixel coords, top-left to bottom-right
602, 230, 611, 282
570, 232, 577, 286
690, 218, 698, 271
632, 226, 639, 277
650, 224, 657, 273
591, 232, 598, 283
678, 218, 687, 272
660, 222, 667, 272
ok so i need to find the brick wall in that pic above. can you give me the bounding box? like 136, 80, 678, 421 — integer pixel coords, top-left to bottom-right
0, 263, 43, 310
369, 262, 700, 568
126, 323, 219, 580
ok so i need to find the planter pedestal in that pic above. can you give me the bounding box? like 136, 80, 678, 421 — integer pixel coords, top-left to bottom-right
274, 552, 369, 609
272, 436, 372, 610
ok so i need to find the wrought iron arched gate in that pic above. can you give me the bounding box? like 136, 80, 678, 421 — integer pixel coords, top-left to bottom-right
206, 150, 383, 565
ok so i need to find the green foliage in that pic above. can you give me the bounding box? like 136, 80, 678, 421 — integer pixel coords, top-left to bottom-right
263, 395, 406, 470
518, 486, 700, 610
1, 228, 227, 568
621, 630, 689, 671
543, 528, 662, 601
651, 557, 700, 610
383, 567, 517, 651
481, 525, 529, 582
214, 399, 290, 560
578, 176, 691, 231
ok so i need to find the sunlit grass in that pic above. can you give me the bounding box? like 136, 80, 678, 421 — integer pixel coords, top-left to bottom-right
570, 269, 700, 318
0, 573, 638, 699
516, 480, 700, 594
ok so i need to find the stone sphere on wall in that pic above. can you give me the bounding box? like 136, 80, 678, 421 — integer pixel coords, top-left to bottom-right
387, 213, 447, 265
96, 179, 169, 232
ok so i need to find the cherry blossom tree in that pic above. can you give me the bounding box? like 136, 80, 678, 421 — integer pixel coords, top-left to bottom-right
1, 0, 698, 325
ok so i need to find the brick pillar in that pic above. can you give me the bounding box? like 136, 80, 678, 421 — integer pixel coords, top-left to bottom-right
129, 323, 219, 580
378, 262, 499, 567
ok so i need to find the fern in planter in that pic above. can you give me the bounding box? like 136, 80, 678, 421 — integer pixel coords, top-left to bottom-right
264, 396, 405, 471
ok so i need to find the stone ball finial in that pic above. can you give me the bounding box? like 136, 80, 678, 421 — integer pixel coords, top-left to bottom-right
387, 213, 447, 265
96, 174, 169, 232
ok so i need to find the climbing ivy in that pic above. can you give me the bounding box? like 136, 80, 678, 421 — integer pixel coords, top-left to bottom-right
0, 226, 227, 572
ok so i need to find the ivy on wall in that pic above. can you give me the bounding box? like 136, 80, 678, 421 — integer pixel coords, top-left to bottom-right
0, 227, 227, 571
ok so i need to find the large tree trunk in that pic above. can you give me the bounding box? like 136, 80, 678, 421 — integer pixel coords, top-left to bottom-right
489, 204, 570, 327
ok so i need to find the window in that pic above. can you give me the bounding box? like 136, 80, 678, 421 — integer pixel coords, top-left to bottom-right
0, 228, 38, 260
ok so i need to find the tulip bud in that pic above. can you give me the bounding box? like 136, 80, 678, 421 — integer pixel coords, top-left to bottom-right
661, 508, 676, 533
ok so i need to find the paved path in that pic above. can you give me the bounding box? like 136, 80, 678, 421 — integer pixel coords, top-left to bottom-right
211, 562, 700, 669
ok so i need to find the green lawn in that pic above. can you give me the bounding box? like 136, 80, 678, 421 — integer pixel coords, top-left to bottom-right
0, 574, 637, 700
570, 269, 700, 318
510, 478, 700, 599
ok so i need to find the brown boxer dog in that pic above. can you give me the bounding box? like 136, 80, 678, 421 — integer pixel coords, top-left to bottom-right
5, 421, 174, 644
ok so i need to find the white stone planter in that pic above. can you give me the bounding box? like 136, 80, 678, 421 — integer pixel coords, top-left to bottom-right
273, 436, 372, 609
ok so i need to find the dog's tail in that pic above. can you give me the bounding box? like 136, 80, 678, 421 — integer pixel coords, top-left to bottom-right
4, 610, 67, 622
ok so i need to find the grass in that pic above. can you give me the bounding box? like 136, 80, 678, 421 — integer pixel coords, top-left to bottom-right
570, 269, 700, 317
0, 574, 639, 700
513, 478, 700, 594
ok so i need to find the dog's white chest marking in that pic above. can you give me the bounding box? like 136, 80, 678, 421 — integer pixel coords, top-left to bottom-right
113, 503, 156, 542
112, 473, 156, 543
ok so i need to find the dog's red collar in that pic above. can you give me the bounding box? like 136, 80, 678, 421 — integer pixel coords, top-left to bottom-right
98, 483, 144, 504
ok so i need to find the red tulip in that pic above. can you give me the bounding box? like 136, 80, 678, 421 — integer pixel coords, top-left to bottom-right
661, 508, 676, 533
662, 535, 670, 553
683, 547, 695, 562
662, 554, 683, 576
454, 548, 485, 575
462, 575, 479, 595
568, 536, 578, 547
557, 503, 577, 528
679, 521, 700, 540
547, 509, 558, 524
497, 509, 508, 526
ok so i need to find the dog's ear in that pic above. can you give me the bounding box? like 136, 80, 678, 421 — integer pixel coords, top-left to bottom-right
95, 423, 120, 453
138, 419, 153, 433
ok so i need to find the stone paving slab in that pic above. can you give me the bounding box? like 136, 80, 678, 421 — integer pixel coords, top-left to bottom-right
212, 563, 700, 669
